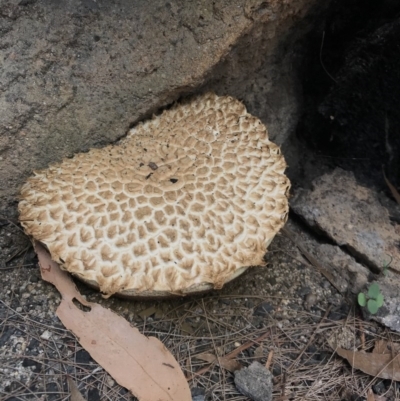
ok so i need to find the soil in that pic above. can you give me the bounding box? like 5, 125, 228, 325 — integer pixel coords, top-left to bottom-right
1, 213, 400, 400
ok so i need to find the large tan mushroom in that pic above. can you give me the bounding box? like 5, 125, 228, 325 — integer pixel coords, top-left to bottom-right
19, 93, 290, 298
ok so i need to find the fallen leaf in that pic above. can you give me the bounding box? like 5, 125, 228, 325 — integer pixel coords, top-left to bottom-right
194, 352, 243, 372
373, 340, 390, 355
373, 340, 400, 354
337, 347, 400, 381
67, 377, 87, 401
34, 241, 191, 401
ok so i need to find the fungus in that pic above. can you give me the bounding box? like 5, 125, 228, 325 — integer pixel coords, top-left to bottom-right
19, 93, 290, 297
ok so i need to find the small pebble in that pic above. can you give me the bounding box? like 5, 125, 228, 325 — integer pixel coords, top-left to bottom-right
304, 293, 317, 311
40, 330, 51, 340
234, 362, 272, 401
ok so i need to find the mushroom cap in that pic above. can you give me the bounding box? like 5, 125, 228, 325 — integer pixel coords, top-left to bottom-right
19, 93, 290, 297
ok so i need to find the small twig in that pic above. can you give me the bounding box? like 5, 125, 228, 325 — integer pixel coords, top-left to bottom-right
359, 320, 366, 350
281, 372, 287, 400
265, 350, 274, 369
0, 263, 35, 270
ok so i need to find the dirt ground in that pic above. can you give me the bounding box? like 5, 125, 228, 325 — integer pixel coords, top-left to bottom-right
1, 210, 400, 401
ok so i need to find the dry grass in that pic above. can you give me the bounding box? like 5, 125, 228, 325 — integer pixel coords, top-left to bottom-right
2, 293, 400, 401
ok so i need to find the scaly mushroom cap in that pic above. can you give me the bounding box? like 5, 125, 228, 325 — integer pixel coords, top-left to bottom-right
19, 93, 290, 297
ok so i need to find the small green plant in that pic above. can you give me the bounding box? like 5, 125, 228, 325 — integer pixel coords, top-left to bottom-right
382, 255, 392, 276
358, 283, 384, 314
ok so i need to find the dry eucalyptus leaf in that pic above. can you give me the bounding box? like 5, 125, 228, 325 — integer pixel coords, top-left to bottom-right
35, 241, 191, 401
337, 346, 400, 381
67, 377, 87, 401
373, 340, 400, 354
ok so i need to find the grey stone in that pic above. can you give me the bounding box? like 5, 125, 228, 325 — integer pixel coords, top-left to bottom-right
234, 361, 272, 401
306, 241, 370, 294
365, 274, 400, 333
0, 0, 324, 214
291, 168, 400, 273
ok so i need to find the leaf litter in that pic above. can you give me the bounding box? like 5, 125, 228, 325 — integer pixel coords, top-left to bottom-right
3, 220, 400, 400
336, 339, 400, 381
34, 240, 191, 401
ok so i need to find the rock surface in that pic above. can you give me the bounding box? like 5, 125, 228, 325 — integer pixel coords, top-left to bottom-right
292, 167, 400, 333
291, 168, 400, 273
0, 0, 321, 212
234, 361, 272, 401
298, 240, 371, 295
372, 275, 400, 332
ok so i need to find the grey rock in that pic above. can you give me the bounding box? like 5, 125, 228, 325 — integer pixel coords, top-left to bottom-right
285, 221, 370, 295
291, 168, 400, 273
365, 274, 400, 333
0, 0, 324, 215
309, 242, 370, 294
234, 362, 272, 401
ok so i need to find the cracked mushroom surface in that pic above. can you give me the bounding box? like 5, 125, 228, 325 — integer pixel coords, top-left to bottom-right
19, 93, 290, 297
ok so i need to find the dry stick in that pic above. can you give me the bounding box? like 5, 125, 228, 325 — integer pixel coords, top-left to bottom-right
359, 320, 366, 350
280, 372, 287, 401
265, 350, 274, 369
281, 227, 343, 294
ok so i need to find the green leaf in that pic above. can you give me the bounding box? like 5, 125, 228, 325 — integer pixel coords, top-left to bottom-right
368, 283, 380, 299
376, 293, 384, 308
358, 292, 367, 307
367, 299, 379, 314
